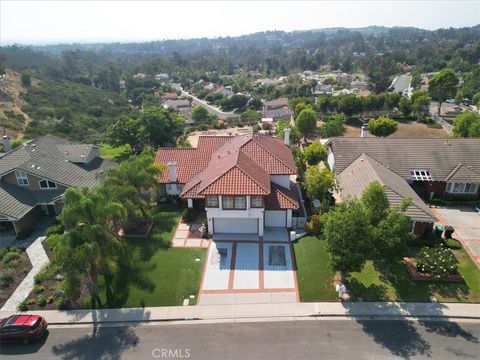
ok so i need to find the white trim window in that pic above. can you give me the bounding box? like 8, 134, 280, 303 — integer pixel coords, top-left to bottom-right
15, 170, 29, 186
39, 179, 57, 189
206, 195, 219, 208
250, 196, 264, 208
446, 182, 478, 194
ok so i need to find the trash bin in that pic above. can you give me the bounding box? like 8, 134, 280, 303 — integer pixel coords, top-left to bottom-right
444, 225, 455, 239
434, 225, 444, 238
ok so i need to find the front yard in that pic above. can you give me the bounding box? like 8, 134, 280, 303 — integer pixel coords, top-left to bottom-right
294, 236, 480, 303
95, 206, 206, 307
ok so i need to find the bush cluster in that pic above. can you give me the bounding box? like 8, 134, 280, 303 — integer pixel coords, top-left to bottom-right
416, 245, 458, 277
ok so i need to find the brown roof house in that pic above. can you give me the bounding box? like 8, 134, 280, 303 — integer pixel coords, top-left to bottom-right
328, 137, 480, 236
155, 131, 303, 237
0, 134, 117, 238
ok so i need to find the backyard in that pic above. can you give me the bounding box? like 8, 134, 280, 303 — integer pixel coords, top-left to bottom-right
294, 235, 480, 303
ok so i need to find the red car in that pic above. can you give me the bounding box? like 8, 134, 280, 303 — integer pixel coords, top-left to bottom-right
0, 314, 48, 344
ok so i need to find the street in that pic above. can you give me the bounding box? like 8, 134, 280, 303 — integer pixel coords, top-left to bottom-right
180, 89, 236, 120
1, 319, 478, 359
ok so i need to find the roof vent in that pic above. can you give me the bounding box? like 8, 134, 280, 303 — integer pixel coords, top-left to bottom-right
30, 143, 36, 147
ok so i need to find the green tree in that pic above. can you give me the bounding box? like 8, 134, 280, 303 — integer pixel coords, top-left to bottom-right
108, 116, 143, 154
247, 98, 263, 110
139, 107, 184, 148
21, 73, 31, 88
412, 94, 431, 120
453, 112, 480, 138
368, 116, 398, 137
241, 108, 261, 124
304, 166, 335, 201
323, 199, 373, 274
338, 94, 363, 117
360, 181, 389, 225
192, 106, 210, 122
295, 108, 317, 141
319, 113, 346, 138
54, 188, 127, 307
276, 120, 300, 145
399, 97, 412, 117
104, 149, 163, 225
428, 68, 459, 115
303, 142, 327, 166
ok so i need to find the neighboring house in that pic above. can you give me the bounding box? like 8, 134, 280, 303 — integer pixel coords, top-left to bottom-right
264, 107, 292, 122
0, 134, 117, 237
163, 99, 191, 111
161, 92, 179, 101
155, 132, 303, 236
219, 86, 234, 98
179, 107, 194, 125
155, 73, 170, 82
133, 73, 146, 79
314, 83, 333, 95
328, 137, 480, 236
263, 97, 289, 111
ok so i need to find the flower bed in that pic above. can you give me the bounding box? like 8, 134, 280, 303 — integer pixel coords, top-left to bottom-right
403, 257, 464, 282
0, 247, 32, 308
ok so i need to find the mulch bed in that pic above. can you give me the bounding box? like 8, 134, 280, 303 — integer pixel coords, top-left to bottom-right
121, 221, 154, 239
0, 249, 32, 308
403, 257, 464, 282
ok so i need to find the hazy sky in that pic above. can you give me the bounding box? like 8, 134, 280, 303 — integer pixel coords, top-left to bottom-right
1, 1, 479, 45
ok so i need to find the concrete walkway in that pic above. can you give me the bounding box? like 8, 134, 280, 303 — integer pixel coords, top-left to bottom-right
1, 235, 50, 311
1, 302, 478, 326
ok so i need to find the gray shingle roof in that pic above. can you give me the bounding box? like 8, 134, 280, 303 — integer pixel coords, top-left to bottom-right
337, 153, 436, 222
331, 138, 480, 181
444, 163, 480, 183
56, 144, 95, 163
0, 134, 117, 188
0, 181, 36, 219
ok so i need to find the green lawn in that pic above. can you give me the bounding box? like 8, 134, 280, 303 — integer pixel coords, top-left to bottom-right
294, 236, 480, 303
95, 207, 206, 308
293, 236, 337, 301
99, 143, 132, 162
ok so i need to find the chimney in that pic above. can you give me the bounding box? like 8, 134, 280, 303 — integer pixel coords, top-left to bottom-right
361, 123, 368, 138
284, 128, 290, 145
2, 135, 11, 152
167, 161, 177, 183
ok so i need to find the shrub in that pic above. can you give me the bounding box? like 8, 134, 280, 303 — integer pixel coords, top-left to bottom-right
47, 296, 54, 304
55, 295, 66, 309
33, 284, 45, 294
22, 267, 29, 274
35, 264, 54, 283
3, 252, 20, 263
17, 301, 28, 312
183, 208, 198, 223
8, 246, 22, 254
26, 298, 36, 305
36, 295, 47, 307
46, 223, 64, 236
305, 214, 324, 236
304, 142, 327, 166
45, 233, 63, 251
0, 271, 13, 288
0, 247, 7, 261
34, 273, 42, 284
445, 238, 462, 250
416, 245, 458, 277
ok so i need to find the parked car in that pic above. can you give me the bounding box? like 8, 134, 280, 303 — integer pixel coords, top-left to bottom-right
0, 314, 48, 344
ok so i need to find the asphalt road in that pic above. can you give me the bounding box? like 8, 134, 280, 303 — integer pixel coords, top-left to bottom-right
1, 319, 479, 359
180, 89, 236, 120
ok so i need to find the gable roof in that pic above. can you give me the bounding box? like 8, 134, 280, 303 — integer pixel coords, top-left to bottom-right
265, 182, 300, 210
0, 181, 36, 219
0, 134, 117, 188
444, 163, 480, 183
331, 138, 480, 182
338, 153, 436, 223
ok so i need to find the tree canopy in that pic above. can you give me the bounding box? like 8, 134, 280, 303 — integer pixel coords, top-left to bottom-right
453, 112, 480, 138
428, 68, 459, 114
295, 108, 317, 141
318, 113, 346, 138
303, 142, 327, 166
368, 116, 398, 137
304, 166, 335, 201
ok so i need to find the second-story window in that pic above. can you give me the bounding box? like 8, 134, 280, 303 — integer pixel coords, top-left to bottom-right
250, 196, 263, 208
39, 179, 57, 189
15, 170, 29, 186
234, 196, 246, 209
206, 195, 219, 207
222, 196, 234, 209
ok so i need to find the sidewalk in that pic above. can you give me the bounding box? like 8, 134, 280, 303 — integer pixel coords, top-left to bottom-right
1, 302, 478, 325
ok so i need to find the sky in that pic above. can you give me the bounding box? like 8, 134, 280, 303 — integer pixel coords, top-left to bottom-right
1, 1, 479, 45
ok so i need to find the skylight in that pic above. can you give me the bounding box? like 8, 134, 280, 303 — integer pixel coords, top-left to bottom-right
411, 169, 433, 181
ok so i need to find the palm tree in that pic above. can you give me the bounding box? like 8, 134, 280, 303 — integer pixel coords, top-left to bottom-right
103, 149, 163, 225
54, 187, 127, 308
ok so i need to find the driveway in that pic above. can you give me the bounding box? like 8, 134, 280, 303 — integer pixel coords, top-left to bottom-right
199, 237, 298, 305
432, 207, 480, 268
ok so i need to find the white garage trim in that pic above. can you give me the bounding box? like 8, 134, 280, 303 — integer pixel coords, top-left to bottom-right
213, 218, 258, 234
265, 210, 287, 227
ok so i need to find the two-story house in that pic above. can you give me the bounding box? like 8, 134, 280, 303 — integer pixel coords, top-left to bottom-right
0, 134, 117, 237
155, 132, 302, 237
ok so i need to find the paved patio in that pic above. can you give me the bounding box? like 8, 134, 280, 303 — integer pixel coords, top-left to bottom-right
432, 206, 480, 268
171, 221, 209, 248
198, 238, 298, 305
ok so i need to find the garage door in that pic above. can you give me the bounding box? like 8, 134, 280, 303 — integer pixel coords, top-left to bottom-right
265, 211, 286, 227
214, 218, 258, 234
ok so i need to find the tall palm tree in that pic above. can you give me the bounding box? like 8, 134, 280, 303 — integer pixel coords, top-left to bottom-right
103, 149, 163, 225
55, 187, 127, 308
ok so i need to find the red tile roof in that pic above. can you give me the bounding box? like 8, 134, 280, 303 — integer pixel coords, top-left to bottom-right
265, 182, 300, 210
155, 134, 296, 198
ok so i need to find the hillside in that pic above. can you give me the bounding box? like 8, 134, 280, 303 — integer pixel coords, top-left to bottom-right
0, 69, 34, 137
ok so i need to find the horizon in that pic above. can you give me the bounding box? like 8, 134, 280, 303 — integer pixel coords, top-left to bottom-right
1, 1, 479, 46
